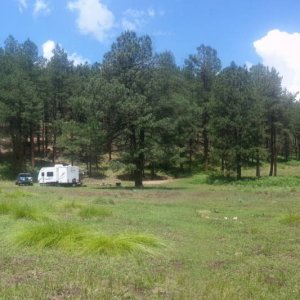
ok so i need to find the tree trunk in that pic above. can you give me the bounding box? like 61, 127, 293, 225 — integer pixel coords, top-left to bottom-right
37, 133, 41, 155
44, 122, 48, 157
269, 125, 274, 176
10, 122, 23, 170
274, 129, 277, 176
203, 128, 209, 171
108, 141, 112, 161
130, 127, 144, 188
134, 169, 143, 188
134, 151, 144, 187
30, 127, 35, 168
221, 156, 224, 172
134, 129, 145, 188
256, 149, 260, 178
151, 163, 156, 179
52, 133, 56, 164
89, 147, 92, 177
236, 152, 242, 180
189, 138, 193, 171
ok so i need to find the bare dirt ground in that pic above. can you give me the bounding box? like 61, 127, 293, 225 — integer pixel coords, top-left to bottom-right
143, 179, 173, 185
83, 177, 173, 186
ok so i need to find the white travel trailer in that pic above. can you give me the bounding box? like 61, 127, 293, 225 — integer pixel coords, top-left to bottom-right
38, 164, 81, 186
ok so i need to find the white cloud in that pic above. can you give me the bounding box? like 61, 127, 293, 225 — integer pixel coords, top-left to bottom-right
33, 0, 51, 16
121, 8, 164, 31
42, 40, 55, 60
42, 40, 89, 66
254, 29, 300, 95
122, 9, 145, 31
245, 61, 253, 70
18, 0, 28, 13
148, 8, 156, 18
121, 19, 137, 31
67, 0, 115, 42
68, 52, 90, 66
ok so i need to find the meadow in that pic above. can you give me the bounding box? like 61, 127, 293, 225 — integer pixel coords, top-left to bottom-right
1, 163, 300, 299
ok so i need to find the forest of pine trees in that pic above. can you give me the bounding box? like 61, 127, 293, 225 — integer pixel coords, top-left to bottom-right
1, 31, 300, 187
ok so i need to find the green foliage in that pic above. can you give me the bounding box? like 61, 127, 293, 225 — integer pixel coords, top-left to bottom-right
0, 161, 19, 180
0, 33, 298, 185
0, 36, 42, 168
210, 63, 259, 179
56, 120, 93, 165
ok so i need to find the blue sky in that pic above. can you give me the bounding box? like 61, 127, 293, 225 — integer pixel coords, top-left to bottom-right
1, 0, 300, 94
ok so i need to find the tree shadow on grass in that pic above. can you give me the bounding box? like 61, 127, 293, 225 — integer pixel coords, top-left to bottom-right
90, 185, 186, 191
205, 174, 257, 185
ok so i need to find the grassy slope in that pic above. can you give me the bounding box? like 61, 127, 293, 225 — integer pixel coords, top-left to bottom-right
1, 163, 300, 299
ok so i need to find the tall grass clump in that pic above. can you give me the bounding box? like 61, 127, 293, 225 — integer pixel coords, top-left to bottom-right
188, 174, 209, 185
15, 222, 87, 250
62, 200, 83, 210
281, 213, 300, 226
78, 206, 112, 219
11, 204, 41, 221
0, 199, 44, 221
93, 197, 115, 205
0, 200, 11, 215
5, 190, 33, 199
83, 233, 161, 255
14, 222, 161, 255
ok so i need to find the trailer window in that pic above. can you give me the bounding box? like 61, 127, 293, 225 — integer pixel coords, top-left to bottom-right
47, 172, 54, 177
41, 172, 44, 176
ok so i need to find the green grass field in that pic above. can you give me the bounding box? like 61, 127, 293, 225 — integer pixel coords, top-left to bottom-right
1, 163, 300, 299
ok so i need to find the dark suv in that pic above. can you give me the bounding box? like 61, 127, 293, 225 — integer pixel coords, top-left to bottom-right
16, 173, 33, 186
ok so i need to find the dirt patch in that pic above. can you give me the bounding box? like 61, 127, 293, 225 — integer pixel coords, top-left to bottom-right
11, 270, 45, 285
49, 284, 82, 300
143, 179, 174, 185
207, 260, 232, 270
